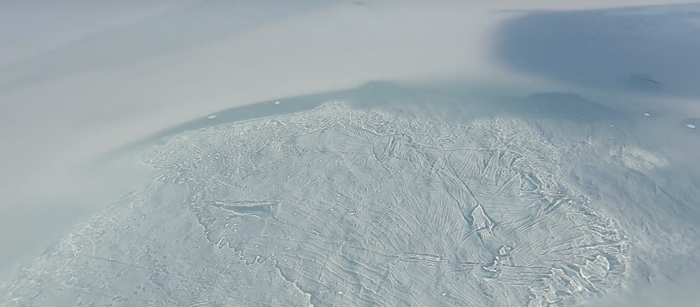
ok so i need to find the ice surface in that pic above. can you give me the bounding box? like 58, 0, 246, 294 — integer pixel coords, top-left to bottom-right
2, 1, 699, 306
0, 102, 631, 306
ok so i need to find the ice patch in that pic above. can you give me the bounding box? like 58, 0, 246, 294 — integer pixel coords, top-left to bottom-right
0, 102, 628, 307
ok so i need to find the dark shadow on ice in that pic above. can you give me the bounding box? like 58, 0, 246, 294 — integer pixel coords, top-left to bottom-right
113, 80, 424, 153
109, 80, 627, 157
493, 3, 700, 98
0, 0, 337, 93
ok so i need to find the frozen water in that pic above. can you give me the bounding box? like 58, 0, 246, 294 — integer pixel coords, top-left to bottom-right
3, 78, 698, 306
1, 1, 700, 307
0, 102, 632, 306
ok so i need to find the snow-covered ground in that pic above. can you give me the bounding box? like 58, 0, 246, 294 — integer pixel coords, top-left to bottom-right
1, 1, 699, 306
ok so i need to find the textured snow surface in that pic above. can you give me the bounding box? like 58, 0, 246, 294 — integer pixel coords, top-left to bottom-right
0, 102, 630, 306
